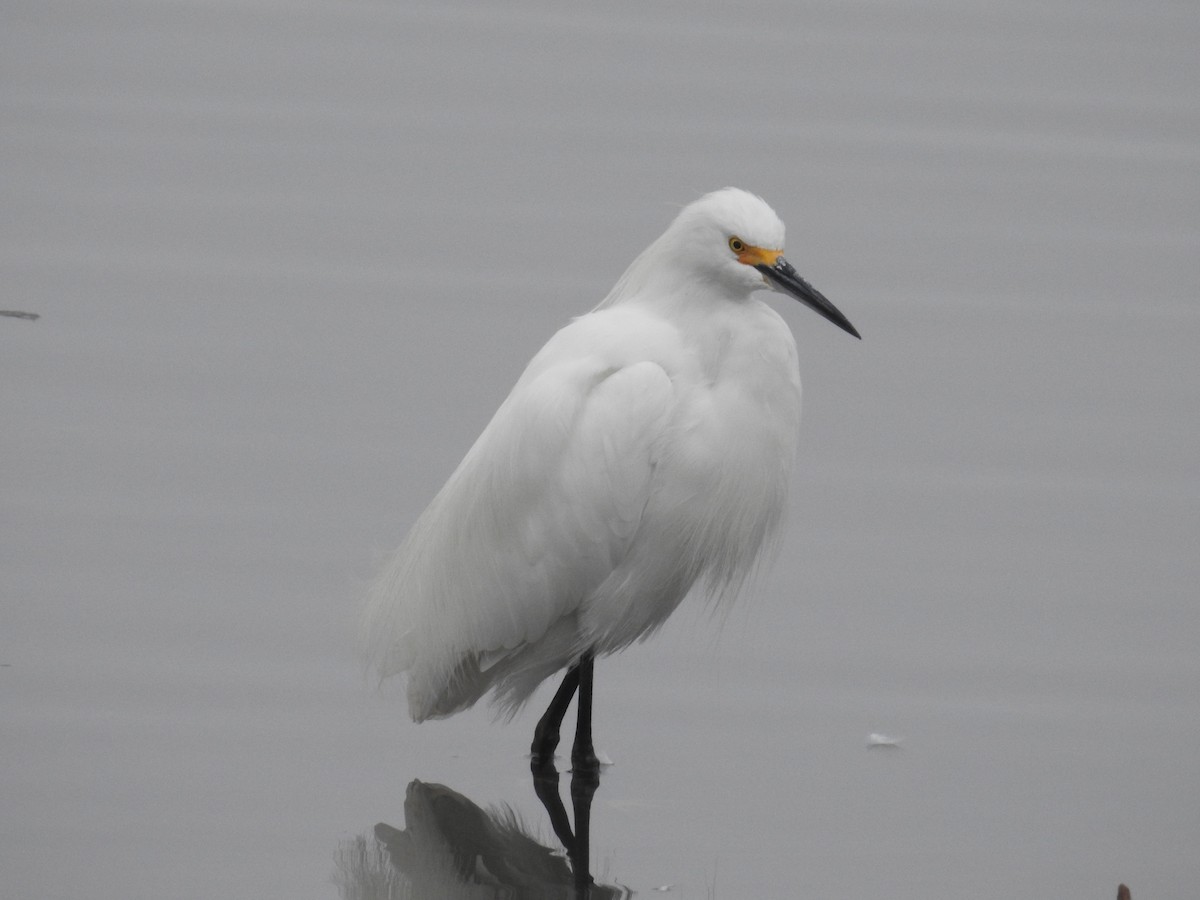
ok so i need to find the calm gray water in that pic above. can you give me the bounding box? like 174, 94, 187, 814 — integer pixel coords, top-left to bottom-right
4, 1, 1198, 898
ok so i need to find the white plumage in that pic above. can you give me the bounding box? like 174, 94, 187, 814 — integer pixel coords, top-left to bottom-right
363, 188, 858, 743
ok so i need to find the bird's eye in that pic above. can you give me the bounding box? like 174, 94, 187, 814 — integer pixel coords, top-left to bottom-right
728, 237, 745, 253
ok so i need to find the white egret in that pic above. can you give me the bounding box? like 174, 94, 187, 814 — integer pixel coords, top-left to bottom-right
363, 187, 859, 769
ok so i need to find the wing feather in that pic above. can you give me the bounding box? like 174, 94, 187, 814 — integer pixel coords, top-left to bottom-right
362, 310, 679, 719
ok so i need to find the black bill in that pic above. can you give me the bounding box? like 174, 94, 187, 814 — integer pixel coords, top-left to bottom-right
756, 257, 861, 339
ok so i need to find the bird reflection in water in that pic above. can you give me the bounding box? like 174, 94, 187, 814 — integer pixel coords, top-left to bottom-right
334, 771, 629, 899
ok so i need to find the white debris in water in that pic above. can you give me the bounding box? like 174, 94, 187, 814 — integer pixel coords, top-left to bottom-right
867, 733, 902, 748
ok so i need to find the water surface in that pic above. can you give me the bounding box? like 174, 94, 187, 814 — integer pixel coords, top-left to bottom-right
3, 1, 1198, 897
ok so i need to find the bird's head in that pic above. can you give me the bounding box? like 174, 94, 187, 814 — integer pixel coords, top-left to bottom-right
672, 187, 860, 339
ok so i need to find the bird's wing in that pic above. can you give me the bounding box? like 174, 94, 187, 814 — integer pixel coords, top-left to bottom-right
363, 309, 680, 714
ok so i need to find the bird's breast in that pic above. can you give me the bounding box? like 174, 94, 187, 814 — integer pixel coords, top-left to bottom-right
647, 302, 802, 581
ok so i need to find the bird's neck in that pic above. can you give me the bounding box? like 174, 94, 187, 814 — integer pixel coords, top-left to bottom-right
596, 258, 747, 323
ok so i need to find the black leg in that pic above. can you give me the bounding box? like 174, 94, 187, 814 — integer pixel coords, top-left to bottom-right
570, 766, 598, 895
531, 764, 576, 857
531, 662, 580, 769
571, 651, 599, 773
530, 743, 601, 898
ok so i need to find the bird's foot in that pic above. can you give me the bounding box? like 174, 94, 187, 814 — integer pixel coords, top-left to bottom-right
530, 752, 559, 778
530, 728, 562, 774
570, 743, 600, 779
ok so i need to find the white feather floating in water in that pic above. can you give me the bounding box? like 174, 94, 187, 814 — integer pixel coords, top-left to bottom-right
866, 733, 902, 748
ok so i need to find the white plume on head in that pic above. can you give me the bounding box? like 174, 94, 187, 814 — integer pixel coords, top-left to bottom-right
596, 187, 785, 310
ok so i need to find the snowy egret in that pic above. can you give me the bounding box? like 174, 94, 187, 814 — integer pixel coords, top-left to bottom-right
364, 187, 859, 770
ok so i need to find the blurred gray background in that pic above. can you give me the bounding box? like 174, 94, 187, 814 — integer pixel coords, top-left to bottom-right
3, 1, 1198, 897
